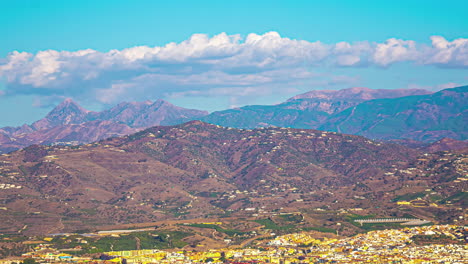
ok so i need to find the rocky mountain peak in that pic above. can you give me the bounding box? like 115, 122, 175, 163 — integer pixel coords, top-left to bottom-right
49, 98, 89, 115
31, 98, 92, 130
152, 98, 172, 108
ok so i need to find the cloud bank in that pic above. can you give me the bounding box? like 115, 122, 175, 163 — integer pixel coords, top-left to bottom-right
0, 32, 466, 106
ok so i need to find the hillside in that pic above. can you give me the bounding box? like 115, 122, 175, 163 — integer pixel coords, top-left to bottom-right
201, 102, 329, 129
0, 121, 465, 235
320, 86, 468, 142
202, 87, 431, 129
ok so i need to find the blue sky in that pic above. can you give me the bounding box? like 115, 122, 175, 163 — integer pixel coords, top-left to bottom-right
0, 0, 467, 126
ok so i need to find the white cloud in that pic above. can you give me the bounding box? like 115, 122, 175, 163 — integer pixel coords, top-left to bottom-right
372, 38, 419, 66
334, 41, 372, 66
424, 36, 468, 67
0, 32, 466, 106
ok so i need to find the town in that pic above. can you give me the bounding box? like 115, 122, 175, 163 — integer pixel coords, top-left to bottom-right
0, 225, 465, 263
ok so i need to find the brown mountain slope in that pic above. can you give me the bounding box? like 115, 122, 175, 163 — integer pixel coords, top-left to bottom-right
26, 120, 139, 145
422, 138, 468, 153
0, 121, 465, 235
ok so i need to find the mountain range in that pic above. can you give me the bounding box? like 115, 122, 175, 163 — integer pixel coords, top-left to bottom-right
319, 86, 468, 142
0, 121, 465, 235
0, 99, 208, 153
0, 86, 466, 154
201, 87, 433, 129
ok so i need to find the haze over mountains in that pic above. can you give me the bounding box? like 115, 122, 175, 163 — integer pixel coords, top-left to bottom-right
0, 85, 466, 154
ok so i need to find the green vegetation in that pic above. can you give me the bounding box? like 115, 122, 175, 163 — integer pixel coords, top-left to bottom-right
412, 234, 462, 245
49, 231, 191, 254
79, 208, 98, 216
278, 214, 303, 223
344, 213, 376, 222
183, 223, 246, 236
254, 219, 295, 231
428, 194, 443, 202
17, 165, 28, 176
358, 222, 403, 231
87, 236, 136, 252
196, 191, 222, 198
301, 227, 336, 233
392, 192, 426, 202
173, 211, 190, 218
0, 234, 29, 242
439, 191, 467, 205
22, 258, 38, 264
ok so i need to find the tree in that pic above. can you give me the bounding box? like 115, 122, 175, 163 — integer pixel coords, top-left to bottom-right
22, 258, 37, 264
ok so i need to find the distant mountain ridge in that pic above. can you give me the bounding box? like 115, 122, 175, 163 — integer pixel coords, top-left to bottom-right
0, 99, 208, 153
319, 86, 468, 142
201, 87, 433, 129
202, 86, 468, 142
96, 99, 207, 127
289, 87, 432, 102
1, 85, 467, 153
